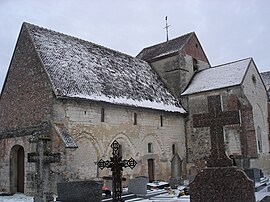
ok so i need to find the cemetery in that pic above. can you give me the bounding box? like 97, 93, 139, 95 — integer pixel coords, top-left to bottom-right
1, 21, 270, 202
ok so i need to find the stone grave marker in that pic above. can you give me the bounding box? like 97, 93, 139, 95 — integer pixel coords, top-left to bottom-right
169, 153, 182, 189
128, 176, 148, 196
189, 95, 255, 202
244, 168, 262, 182
57, 180, 102, 202
28, 134, 61, 202
97, 140, 137, 202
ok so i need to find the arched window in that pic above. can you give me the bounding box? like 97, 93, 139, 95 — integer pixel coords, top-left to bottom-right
134, 113, 137, 125
101, 108, 105, 122
257, 126, 262, 152
172, 144, 176, 155
118, 144, 123, 157
148, 143, 153, 153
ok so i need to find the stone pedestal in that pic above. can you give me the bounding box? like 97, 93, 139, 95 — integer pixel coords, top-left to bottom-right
189, 167, 255, 202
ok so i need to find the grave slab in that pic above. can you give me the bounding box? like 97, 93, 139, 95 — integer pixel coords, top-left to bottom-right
57, 180, 102, 202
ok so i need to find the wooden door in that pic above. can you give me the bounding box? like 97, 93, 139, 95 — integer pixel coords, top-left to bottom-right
17, 147, 25, 193
148, 159, 155, 182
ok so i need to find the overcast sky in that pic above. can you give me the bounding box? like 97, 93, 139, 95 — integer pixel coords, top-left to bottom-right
0, 0, 270, 92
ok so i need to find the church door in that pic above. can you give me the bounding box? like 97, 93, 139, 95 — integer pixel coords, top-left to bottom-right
17, 147, 25, 193
10, 145, 25, 193
148, 159, 155, 182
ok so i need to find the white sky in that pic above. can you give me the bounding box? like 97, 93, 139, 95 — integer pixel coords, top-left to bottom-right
0, 0, 270, 92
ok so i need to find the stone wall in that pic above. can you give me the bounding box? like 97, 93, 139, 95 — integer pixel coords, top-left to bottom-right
51, 98, 186, 182
242, 62, 270, 173
185, 86, 259, 174
0, 24, 53, 133
184, 63, 270, 175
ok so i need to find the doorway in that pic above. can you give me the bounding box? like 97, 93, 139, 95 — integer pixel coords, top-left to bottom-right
10, 145, 25, 193
148, 159, 155, 182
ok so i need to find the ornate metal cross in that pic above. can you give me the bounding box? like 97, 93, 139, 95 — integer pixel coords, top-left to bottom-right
193, 95, 240, 167
97, 140, 137, 202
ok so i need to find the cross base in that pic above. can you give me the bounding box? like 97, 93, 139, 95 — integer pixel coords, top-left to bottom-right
190, 167, 255, 202
207, 155, 233, 167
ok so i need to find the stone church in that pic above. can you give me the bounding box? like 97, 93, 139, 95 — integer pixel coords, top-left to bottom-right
0, 22, 269, 196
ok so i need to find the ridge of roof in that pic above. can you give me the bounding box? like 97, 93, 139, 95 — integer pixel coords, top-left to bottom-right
136, 32, 194, 62
22, 22, 185, 113
23, 22, 142, 63
213, 57, 252, 68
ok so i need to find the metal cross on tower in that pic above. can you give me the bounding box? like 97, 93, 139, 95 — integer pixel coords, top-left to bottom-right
97, 140, 137, 202
164, 16, 171, 41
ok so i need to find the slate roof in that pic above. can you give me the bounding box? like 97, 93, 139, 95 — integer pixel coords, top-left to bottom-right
260, 71, 270, 91
54, 124, 78, 148
25, 23, 185, 113
181, 58, 252, 95
136, 32, 193, 62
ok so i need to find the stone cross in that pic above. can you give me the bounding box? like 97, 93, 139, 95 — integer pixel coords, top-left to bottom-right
193, 95, 240, 167
28, 135, 61, 202
97, 140, 137, 202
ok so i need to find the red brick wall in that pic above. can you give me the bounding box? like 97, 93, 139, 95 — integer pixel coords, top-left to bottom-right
0, 25, 53, 132
183, 34, 209, 63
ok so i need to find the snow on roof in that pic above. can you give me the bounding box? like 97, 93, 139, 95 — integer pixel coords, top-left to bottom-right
182, 58, 251, 95
136, 32, 193, 62
260, 71, 270, 90
24, 23, 185, 113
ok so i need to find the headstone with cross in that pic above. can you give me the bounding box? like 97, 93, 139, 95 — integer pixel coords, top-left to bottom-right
189, 95, 255, 202
28, 134, 61, 202
97, 140, 137, 202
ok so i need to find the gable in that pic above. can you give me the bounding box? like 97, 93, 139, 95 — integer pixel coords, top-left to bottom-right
0, 24, 53, 133
182, 34, 209, 64
25, 23, 185, 113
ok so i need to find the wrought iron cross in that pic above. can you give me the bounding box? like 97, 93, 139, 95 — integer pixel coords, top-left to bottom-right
193, 95, 240, 167
97, 140, 137, 202
164, 16, 171, 42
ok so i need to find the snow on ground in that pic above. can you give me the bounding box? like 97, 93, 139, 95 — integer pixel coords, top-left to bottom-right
0, 193, 33, 202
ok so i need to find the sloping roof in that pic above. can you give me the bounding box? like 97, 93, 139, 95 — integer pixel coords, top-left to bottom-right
54, 124, 78, 148
24, 23, 185, 113
136, 32, 193, 62
182, 58, 251, 95
260, 71, 270, 91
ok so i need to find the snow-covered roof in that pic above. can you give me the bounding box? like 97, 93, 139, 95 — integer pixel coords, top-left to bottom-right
260, 71, 270, 91
182, 58, 251, 95
136, 32, 193, 62
24, 23, 185, 113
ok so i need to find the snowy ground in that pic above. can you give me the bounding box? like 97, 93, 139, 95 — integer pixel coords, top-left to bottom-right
0, 193, 33, 202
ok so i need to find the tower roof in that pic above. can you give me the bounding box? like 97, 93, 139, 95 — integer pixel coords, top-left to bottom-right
136, 32, 193, 62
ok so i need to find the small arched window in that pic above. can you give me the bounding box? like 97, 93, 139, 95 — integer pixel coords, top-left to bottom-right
172, 144, 176, 155
257, 126, 262, 152
148, 143, 153, 153
118, 144, 123, 157
101, 108, 105, 122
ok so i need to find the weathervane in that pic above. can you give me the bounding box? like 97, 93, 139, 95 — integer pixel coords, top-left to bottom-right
164, 16, 171, 42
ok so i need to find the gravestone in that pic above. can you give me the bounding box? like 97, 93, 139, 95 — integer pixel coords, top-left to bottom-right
189, 95, 255, 202
28, 134, 61, 202
128, 176, 148, 195
97, 140, 137, 202
244, 168, 262, 182
169, 153, 182, 189
57, 181, 102, 202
